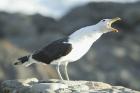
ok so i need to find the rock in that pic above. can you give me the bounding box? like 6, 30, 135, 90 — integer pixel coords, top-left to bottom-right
1, 78, 38, 93
30, 83, 68, 93
86, 81, 112, 89
1, 78, 140, 93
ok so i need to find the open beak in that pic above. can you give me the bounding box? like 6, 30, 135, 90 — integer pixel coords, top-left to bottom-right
109, 17, 121, 32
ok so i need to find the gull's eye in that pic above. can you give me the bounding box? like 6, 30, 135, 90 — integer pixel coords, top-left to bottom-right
102, 19, 105, 22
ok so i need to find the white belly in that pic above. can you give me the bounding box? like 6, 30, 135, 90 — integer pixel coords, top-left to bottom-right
66, 42, 92, 62
65, 33, 102, 62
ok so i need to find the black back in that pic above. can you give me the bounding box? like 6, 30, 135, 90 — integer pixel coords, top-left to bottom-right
32, 37, 72, 64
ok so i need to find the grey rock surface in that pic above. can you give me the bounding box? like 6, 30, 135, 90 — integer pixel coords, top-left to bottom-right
1, 78, 140, 93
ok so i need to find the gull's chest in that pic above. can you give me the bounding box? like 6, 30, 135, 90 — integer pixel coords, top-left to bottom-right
66, 38, 93, 61
69, 42, 92, 61
66, 34, 102, 62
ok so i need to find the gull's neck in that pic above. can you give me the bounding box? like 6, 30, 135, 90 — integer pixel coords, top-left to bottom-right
69, 25, 103, 43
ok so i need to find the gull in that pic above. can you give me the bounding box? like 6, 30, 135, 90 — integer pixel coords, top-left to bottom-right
14, 17, 121, 80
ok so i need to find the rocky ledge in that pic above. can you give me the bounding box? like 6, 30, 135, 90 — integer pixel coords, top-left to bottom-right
1, 78, 140, 93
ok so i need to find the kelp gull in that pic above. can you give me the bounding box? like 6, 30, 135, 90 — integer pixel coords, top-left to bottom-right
14, 17, 121, 80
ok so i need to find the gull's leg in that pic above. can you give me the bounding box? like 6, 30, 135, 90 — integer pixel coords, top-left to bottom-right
64, 62, 69, 80
56, 61, 63, 80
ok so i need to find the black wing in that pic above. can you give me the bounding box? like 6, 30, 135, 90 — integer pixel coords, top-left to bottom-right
32, 38, 72, 64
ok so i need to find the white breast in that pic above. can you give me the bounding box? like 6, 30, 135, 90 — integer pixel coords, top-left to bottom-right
66, 33, 102, 62
66, 39, 93, 62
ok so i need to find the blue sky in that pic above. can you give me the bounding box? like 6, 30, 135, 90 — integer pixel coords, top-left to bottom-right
0, 0, 138, 19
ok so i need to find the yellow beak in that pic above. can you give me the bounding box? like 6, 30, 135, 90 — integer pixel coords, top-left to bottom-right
109, 17, 121, 32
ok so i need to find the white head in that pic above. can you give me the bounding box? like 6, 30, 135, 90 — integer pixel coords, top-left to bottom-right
96, 17, 121, 33
69, 17, 121, 42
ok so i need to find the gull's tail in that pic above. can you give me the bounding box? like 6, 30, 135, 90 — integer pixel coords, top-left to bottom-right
14, 55, 33, 67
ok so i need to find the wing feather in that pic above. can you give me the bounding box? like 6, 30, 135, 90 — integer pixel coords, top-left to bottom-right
32, 38, 72, 64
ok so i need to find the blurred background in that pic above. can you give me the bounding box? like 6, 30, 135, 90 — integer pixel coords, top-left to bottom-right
0, 0, 140, 91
